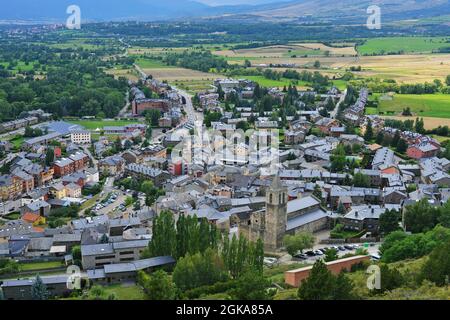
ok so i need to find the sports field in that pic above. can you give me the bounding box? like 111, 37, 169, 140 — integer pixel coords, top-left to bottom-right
68, 120, 142, 130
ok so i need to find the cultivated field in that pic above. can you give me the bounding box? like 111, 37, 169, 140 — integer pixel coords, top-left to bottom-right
381, 116, 450, 130
375, 93, 450, 118
142, 67, 220, 81
105, 67, 140, 82
213, 43, 356, 60
357, 37, 450, 55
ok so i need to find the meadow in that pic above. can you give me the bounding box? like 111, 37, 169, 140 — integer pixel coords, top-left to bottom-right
357, 37, 450, 55
375, 93, 450, 118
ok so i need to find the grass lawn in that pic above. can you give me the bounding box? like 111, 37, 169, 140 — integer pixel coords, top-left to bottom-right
68, 119, 142, 130
3, 212, 20, 220
20, 261, 64, 271
331, 79, 348, 90
357, 37, 450, 55
8, 135, 25, 149
376, 93, 450, 118
365, 107, 379, 115
102, 284, 147, 300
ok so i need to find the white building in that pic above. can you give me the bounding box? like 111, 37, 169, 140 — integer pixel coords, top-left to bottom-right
70, 130, 91, 144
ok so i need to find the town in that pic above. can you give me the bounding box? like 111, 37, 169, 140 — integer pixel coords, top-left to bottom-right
1, 0, 450, 303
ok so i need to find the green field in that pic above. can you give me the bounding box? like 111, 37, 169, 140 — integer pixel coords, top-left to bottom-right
357, 37, 450, 55
135, 58, 172, 69
376, 93, 450, 118
20, 261, 64, 271
68, 119, 142, 130
101, 284, 147, 300
234, 75, 309, 88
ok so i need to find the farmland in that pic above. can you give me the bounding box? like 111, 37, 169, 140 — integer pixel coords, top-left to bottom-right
357, 37, 450, 55
374, 93, 450, 118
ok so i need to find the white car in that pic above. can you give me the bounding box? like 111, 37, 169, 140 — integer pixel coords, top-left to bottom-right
263, 257, 278, 267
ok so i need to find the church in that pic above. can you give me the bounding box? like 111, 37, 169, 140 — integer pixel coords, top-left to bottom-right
235, 176, 330, 252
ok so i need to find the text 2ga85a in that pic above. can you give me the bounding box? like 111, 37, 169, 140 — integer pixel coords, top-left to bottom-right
220, 304, 273, 316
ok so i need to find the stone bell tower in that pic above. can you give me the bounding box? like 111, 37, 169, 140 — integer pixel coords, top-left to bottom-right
264, 175, 288, 252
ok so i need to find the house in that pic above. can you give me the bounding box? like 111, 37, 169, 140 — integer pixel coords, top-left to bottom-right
372, 147, 394, 170
132, 98, 170, 116
1, 275, 73, 300
125, 164, 170, 187
354, 169, 381, 187
0, 175, 23, 201
284, 130, 305, 145
12, 170, 35, 193
65, 183, 82, 198
87, 256, 176, 285
407, 143, 439, 160
50, 183, 67, 199
70, 130, 91, 144
20, 200, 51, 217
342, 205, 398, 233
21, 212, 46, 226
81, 239, 150, 269
99, 156, 125, 175
53, 158, 75, 178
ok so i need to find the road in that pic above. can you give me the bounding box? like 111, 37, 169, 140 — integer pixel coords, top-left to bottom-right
330, 89, 347, 119
118, 90, 131, 118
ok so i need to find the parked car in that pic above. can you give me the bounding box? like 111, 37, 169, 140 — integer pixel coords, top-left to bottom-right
338, 246, 346, 251
344, 245, 354, 250
370, 254, 381, 261
294, 253, 308, 260
305, 250, 316, 256
263, 257, 278, 267
314, 250, 324, 256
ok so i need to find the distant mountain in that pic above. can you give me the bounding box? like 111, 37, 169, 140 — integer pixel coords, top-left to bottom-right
251, 0, 450, 22
0, 0, 449, 23
0, 0, 212, 22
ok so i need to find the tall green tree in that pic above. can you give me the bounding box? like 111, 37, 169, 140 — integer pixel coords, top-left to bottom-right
283, 232, 315, 256
364, 119, 373, 141
138, 270, 177, 300
31, 275, 48, 300
298, 260, 336, 300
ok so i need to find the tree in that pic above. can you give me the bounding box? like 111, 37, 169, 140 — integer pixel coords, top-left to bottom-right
415, 117, 425, 134
420, 240, 450, 286
71, 245, 82, 267
146, 211, 177, 258
313, 60, 321, 68
100, 234, 109, 244
230, 269, 272, 300
403, 199, 439, 233
446, 75, 450, 87
352, 172, 370, 188
31, 275, 48, 300
312, 184, 322, 201
379, 209, 400, 235
364, 119, 373, 141
324, 248, 339, 262
391, 130, 400, 148
298, 260, 336, 300
283, 232, 315, 256
336, 202, 346, 215
396, 139, 408, 153
375, 131, 384, 144
138, 270, 177, 300
45, 147, 55, 166
333, 272, 355, 300
371, 264, 404, 294
172, 248, 228, 291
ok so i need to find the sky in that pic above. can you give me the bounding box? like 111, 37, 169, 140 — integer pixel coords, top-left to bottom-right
197, 0, 283, 6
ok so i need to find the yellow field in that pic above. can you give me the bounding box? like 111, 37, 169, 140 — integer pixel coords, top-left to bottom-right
381, 116, 450, 130
142, 67, 220, 81
221, 53, 450, 84
292, 43, 357, 55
